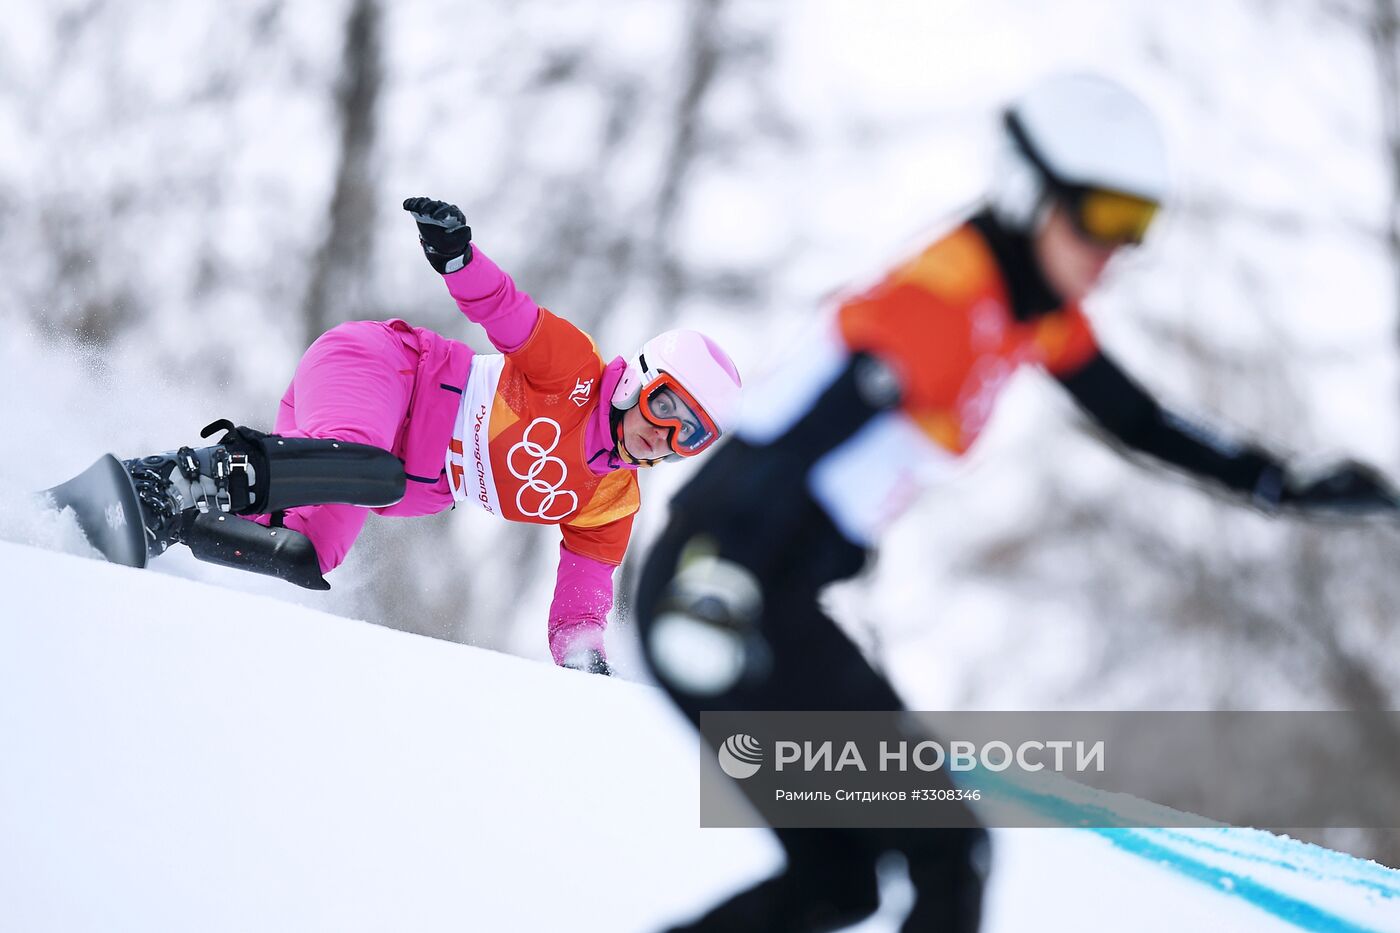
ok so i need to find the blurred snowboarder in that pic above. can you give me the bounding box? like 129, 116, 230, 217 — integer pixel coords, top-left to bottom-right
635, 74, 1398, 932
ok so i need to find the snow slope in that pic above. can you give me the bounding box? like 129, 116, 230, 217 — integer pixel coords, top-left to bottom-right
1, 538, 1398, 933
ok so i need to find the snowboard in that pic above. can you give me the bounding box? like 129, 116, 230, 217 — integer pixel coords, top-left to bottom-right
42, 454, 149, 569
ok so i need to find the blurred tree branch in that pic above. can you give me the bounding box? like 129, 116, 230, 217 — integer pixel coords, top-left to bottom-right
1367, 0, 1400, 347
301, 0, 383, 343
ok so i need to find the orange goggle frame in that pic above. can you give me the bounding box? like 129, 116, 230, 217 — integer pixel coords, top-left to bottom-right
638, 373, 720, 458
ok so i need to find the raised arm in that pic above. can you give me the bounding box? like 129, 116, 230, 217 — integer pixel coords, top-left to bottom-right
403, 196, 540, 353
1055, 349, 1398, 514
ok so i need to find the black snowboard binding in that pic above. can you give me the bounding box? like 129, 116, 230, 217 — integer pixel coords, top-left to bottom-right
123, 419, 407, 590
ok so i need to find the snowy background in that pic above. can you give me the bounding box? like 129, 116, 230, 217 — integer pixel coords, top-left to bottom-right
4, 0, 1400, 867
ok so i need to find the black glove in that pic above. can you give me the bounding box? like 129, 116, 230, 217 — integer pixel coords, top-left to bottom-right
560, 647, 614, 677
1277, 460, 1400, 516
648, 554, 770, 696
403, 196, 472, 274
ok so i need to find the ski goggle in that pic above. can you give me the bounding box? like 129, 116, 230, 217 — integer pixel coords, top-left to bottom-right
1005, 112, 1160, 247
638, 374, 721, 458
1062, 186, 1158, 246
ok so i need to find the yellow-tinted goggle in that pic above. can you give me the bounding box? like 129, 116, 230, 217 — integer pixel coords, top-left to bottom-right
1071, 188, 1159, 246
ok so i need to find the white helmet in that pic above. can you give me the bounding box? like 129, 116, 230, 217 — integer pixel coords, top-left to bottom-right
612, 329, 742, 462
990, 73, 1169, 242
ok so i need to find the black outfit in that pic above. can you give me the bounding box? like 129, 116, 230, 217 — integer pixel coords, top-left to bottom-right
636, 351, 987, 933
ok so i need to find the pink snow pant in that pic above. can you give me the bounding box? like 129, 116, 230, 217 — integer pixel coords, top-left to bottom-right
253, 321, 455, 573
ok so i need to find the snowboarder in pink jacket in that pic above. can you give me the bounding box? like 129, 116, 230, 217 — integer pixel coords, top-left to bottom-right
119, 196, 742, 674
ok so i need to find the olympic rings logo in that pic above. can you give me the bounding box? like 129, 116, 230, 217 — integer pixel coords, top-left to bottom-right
506, 417, 579, 521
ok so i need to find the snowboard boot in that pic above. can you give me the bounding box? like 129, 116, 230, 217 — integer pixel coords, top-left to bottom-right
124, 418, 407, 588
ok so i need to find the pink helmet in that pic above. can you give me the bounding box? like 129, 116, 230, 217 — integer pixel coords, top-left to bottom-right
612, 329, 742, 459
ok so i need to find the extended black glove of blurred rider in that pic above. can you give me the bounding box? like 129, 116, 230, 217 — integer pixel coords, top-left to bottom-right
1277, 460, 1400, 515
403, 196, 473, 274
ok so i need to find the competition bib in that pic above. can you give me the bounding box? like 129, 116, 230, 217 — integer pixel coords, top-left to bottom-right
446, 353, 506, 515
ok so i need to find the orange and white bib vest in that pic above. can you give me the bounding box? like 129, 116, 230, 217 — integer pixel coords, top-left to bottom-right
444, 309, 639, 565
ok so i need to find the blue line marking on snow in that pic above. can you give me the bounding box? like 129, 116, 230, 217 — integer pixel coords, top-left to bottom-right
1094, 829, 1386, 933
967, 769, 1399, 933
1142, 827, 1400, 903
